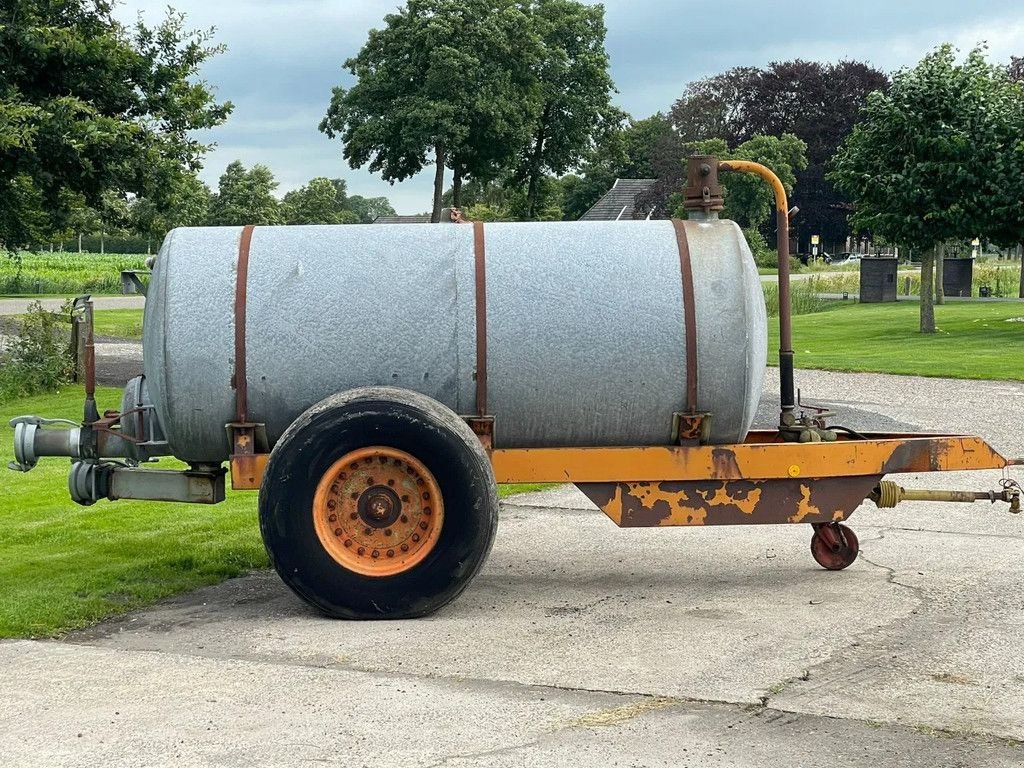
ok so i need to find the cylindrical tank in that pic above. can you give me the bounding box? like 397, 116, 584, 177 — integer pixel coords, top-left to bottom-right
143, 219, 767, 463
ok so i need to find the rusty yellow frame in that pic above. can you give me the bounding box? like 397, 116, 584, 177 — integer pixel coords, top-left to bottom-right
231, 432, 1019, 491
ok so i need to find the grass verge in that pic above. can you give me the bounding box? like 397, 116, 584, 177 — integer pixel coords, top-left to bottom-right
768, 301, 1024, 380
0, 387, 555, 638
93, 308, 144, 339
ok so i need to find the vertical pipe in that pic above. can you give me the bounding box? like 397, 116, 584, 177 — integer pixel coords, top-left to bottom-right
776, 205, 795, 418
717, 160, 796, 423
83, 299, 99, 424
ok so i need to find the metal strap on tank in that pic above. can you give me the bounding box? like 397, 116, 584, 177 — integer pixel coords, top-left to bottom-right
473, 221, 488, 417
672, 219, 699, 413
233, 225, 255, 424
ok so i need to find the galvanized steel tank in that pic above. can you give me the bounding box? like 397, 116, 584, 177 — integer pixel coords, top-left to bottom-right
143, 220, 767, 463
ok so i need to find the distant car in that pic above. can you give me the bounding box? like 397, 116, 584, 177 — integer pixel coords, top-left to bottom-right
834, 253, 861, 266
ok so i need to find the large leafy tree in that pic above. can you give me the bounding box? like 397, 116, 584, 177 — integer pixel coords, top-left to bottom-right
321, 0, 541, 222
984, 61, 1024, 298
0, 1, 231, 249
516, 0, 620, 218
671, 60, 888, 249
346, 194, 396, 224
281, 178, 360, 225
830, 46, 1006, 332
131, 173, 212, 247
207, 161, 281, 226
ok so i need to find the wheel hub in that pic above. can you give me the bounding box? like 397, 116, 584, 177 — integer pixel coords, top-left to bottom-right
358, 486, 402, 528
313, 446, 444, 577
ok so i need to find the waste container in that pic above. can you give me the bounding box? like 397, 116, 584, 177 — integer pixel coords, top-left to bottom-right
859, 258, 898, 303
943, 258, 974, 297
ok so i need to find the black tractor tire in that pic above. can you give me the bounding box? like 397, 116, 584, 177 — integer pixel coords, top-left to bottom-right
259, 387, 498, 619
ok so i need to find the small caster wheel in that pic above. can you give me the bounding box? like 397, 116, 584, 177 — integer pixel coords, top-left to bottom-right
810, 523, 859, 570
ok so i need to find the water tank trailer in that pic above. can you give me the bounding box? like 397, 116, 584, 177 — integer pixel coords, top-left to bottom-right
9, 157, 1022, 619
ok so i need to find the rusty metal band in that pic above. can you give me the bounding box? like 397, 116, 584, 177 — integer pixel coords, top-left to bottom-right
672, 219, 699, 413
473, 221, 488, 417
233, 225, 255, 424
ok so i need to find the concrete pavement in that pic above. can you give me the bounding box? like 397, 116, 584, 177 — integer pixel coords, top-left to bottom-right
1, 368, 1023, 766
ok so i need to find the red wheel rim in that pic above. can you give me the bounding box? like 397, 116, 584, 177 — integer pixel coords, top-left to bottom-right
811, 524, 859, 570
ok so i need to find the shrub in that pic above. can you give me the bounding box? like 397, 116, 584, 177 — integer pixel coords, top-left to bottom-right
0, 302, 75, 403
746, 229, 802, 273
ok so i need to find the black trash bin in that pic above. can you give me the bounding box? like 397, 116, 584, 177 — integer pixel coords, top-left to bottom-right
860, 257, 898, 303
943, 258, 974, 297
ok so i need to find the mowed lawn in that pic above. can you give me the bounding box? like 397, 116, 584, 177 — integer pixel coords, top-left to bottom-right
93, 308, 144, 339
0, 387, 267, 638
768, 301, 1024, 380
0, 387, 549, 638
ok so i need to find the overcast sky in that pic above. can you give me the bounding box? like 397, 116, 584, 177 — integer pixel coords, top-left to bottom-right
115, 1, 1024, 214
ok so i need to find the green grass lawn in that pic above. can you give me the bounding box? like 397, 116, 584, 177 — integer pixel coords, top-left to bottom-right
0, 387, 551, 638
0, 386, 266, 638
768, 301, 1024, 380
93, 308, 144, 339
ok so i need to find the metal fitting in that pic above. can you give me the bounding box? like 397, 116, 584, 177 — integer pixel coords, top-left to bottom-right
9, 417, 82, 472
683, 155, 725, 215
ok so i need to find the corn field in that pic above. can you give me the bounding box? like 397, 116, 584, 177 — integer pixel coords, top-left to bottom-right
1, 252, 146, 295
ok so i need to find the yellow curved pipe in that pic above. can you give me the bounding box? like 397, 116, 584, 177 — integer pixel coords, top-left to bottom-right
718, 160, 789, 213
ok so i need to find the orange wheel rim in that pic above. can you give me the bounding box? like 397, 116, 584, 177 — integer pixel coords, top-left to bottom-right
313, 447, 444, 577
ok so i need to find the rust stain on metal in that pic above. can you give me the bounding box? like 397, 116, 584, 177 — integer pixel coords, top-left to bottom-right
577, 476, 881, 528
710, 447, 741, 478
491, 434, 1010, 484
672, 219, 699, 414
233, 224, 255, 424
230, 452, 269, 491
683, 155, 725, 214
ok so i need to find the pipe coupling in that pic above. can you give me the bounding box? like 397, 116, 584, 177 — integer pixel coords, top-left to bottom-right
9, 417, 82, 472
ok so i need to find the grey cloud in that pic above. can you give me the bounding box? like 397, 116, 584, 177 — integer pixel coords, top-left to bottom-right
115, 1, 1024, 214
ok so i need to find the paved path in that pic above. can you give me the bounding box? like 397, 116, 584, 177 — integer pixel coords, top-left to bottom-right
760, 269, 853, 283
2, 369, 1023, 766
817, 292, 1024, 303
0, 295, 145, 316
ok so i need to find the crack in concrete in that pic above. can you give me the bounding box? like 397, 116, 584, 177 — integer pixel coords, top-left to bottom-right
856, 528, 930, 606
46, 636, 1024, 752
852, 523, 1023, 541
754, 528, 928, 711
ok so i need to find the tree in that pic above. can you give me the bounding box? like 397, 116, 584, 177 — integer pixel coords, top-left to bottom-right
132, 173, 212, 249
0, 2, 231, 249
983, 62, 1024, 298
670, 60, 888, 250
346, 195, 397, 224
516, 0, 620, 218
208, 161, 281, 226
830, 46, 1005, 332
321, 0, 541, 223
1009, 56, 1024, 83
281, 178, 361, 225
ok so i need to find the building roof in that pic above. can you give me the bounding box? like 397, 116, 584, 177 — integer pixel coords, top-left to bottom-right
372, 215, 433, 224
579, 179, 656, 221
